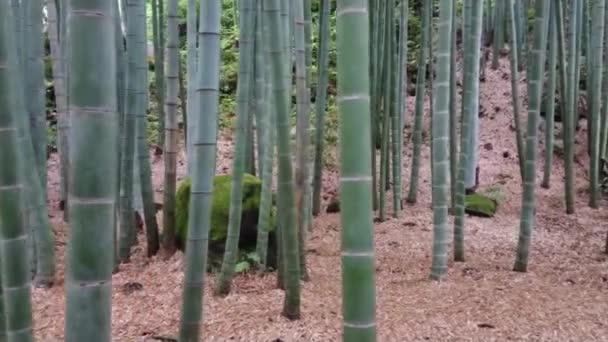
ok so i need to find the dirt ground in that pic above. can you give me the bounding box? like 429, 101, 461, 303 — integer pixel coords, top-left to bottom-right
33, 55, 608, 341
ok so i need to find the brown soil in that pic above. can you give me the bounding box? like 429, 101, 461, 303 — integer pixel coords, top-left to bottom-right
34, 55, 608, 341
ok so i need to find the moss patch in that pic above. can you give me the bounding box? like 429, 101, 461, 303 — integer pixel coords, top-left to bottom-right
465, 193, 498, 218
175, 174, 276, 269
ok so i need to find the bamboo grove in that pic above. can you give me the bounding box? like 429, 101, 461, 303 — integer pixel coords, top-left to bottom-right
0, 0, 606, 341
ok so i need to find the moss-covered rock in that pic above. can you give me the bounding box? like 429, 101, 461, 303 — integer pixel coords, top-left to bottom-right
464, 193, 498, 218
175, 174, 276, 269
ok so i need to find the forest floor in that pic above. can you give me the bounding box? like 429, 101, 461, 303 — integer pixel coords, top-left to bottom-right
34, 55, 608, 341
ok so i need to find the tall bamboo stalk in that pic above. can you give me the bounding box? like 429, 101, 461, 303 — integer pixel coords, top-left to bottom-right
151, 0, 166, 148
391, 1, 403, 218
136, 0, 160, 256
492, 0, 505, 69
186, 0, 197, 174
509, 0, 526, 182
311, 0, 331, 216
216, 0, 256, 296
162, 0, 179, 256
378, 0, 393, 221
541, 7, 558, 189
514, 0, 550, 273
449, 0, 457, 210
294, 0, 311, 280
0, 5, 35, 339
430, 0, 454, 280
454, 0, 484, 262
64, 0, 117, 338
264, 0, 301, 319
47, 0, 70, 220
407, 0, 431, 203
564, 0, 580, 215
255, 0, 274, 267
588, 0, 605, 208
26, 0, 47, 200
337, 0, 376, 339
120, 0, 140, 262
178, 0, 222, 339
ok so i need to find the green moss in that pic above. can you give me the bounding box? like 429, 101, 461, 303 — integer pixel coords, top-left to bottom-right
464, 193, 498, 218
175, 173, 273, 249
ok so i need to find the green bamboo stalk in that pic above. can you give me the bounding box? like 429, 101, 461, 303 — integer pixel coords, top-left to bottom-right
64, 0, 117, 338
0, 5, 34, 339
391, 3, 407, 217
585, 0, 593, 158
485, 0, 492, 42
162, 0, 179, 256
312, 0, 331, 216
186, 0, 197, 174
119, 0, 139, 262
573, 0, 584, 127
24, 0, 45, 278
541, 6, 558, 189
427, 0, 435, 164
564, 0, 580, 215
454, 0, 484, 262
275, 0, 290, 291
6, 0, 55, 288
391, 3, 402, 218
264, 0, 301, 319
216, 0, 256, 296
588, 0, 605, 208
514, 0, 550, 273
430, 0, 454, 280
514, 0, 525, 68
492, 0, 504, 69
47, 0, 70, 220
158, 0, 165, 95
600, 2, 608, 163
294, 0, 311, 280
508, 0, 526, 182
255, 0, 274, 266
178, 0, 222, 339
136, 0, 160, 257
449, 0, 457, 210
337, 0, 377, 339
26, 0, 47, 200
302, 0, 314, 240
370, 0, 384, 211
152, 0, 166, 148
378, 0, 393, 221
234, 0, 240, 25
399, 0, 409, 133
407, 0, 431, 204
397, 1, 408, 207
369, 0, 376, 210
114, 0, 126, 272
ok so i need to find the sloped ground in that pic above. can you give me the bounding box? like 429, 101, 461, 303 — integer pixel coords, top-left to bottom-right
34, 56, 608, 341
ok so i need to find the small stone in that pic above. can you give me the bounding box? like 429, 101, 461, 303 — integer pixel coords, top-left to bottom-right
326, 197, 340, 213
502, 150, 510, 158
484, 142, 493, 151
122, 282, 143, 295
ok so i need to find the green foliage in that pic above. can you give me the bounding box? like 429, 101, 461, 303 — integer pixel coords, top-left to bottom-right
464, 193, 498, 218
234, 260, 251, 273
234, 252, 261, 273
